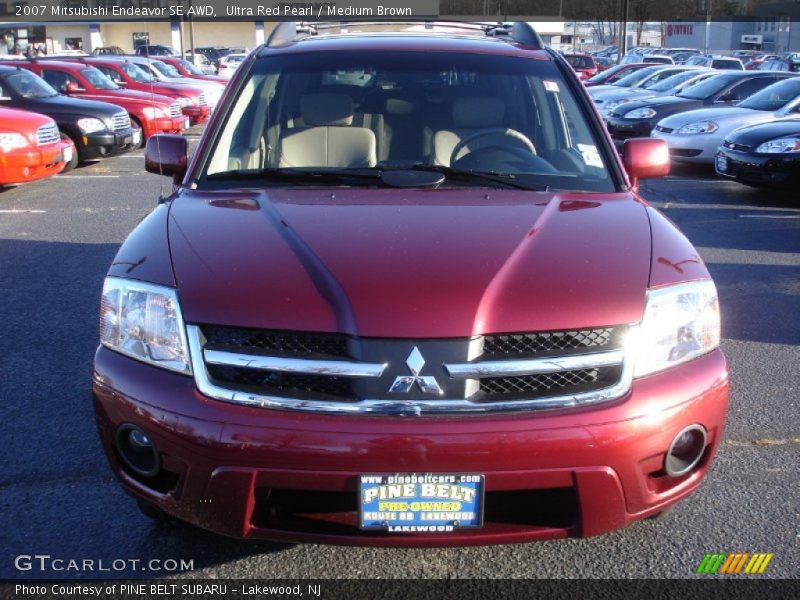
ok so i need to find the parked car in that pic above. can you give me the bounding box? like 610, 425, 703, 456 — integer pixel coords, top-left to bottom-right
192, 46, 232, 70
670, 51, 702, 65
605, 71, 796, 141
92, 46, 125, 56
4, 59, 187, 144
685, 55, 744, 70
598, 69, 715, 120
623, 54, 674, 65
0, 65, 137, 169
184, 52, 216, 74
653, 76, 800, 164
590, 66, 703, 116
584, 62, 649, 87
715, 119, 800, 187
593, 56, 615, 72
124, 55, 224, 108
134, 45, 179, 57
93, 21, 727, 545
563, 53, 598, 80
216, 53, 247, 80
68, 57, 211, 125
0, 105, 73, 182
158, 56, 227, 84
756, 59, 800, 73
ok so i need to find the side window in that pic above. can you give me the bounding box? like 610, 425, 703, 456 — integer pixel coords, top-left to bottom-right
98, 66, 122, 83
41, 69, 74, 93
728, 77, 774, 100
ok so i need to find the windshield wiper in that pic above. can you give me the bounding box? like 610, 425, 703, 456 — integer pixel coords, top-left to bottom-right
409, 165, 550, 191
206, 167, 386, 184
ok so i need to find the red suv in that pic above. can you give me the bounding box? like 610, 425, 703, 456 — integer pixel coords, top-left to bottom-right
66, 57, 211, 125
3, 60, 187, 140
563, 53, 599, 80
93, 22, 728, 546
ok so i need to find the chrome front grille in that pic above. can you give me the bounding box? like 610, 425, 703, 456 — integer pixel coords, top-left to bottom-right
168, 103, 182, 118
111, 111, 131, 131
197, 93, 207, 106
35, 123, 59, 146
188, 324, 631, 415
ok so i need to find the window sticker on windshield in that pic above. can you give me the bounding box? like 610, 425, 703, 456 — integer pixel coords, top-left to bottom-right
577, 144, 603, 168
544, 80, 560, 93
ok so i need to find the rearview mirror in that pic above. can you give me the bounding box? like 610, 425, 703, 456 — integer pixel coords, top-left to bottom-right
145, 134, 187, 183
622, 138, 670, 187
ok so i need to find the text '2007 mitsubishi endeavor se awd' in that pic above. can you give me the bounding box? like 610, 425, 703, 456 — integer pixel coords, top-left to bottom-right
93, 22, 729, 546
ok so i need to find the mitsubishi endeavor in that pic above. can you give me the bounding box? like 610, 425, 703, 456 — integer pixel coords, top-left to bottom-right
93, 22, 729, 546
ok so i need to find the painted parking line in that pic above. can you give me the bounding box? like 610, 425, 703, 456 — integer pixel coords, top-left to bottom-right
56, 175, 120, 178
738, 214, 800, 219
0, 209, 46, 213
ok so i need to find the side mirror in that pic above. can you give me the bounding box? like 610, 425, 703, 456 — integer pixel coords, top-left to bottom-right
116, 79, 128, 86
145, 134, 187, 183
64, 81, 84, 93
622, 138, 670, 187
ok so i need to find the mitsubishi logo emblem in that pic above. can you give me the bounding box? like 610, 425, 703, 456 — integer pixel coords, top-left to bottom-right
389, 347, 444, 395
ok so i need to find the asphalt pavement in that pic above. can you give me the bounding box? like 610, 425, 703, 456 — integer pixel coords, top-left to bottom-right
0, 150, 798, 580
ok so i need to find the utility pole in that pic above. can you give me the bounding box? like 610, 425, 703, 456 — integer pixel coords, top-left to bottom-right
704, 0, 712, 54
620, 0, 629, 57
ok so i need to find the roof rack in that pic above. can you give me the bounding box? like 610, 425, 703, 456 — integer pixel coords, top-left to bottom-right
265, 20, 542, 50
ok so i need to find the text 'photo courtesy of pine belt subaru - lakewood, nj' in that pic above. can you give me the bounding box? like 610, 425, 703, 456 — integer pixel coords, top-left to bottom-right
92, 21, 729, 546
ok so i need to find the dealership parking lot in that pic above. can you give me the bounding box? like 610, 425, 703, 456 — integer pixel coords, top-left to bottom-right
1, 146, 798, 579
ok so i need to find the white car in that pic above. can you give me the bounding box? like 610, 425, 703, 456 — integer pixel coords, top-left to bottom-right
652, 76, 800, 164
217, 53, 247, 80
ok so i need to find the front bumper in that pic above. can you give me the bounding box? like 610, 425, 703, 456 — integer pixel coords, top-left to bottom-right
80, 127, 139, 160
606, 116, 656, 141
181, 104, 210, 126
141, 116, 188, 138
715, 145, 800, 187
651, 129, 721, 164
92, 346, 729, 546
0, 140, 72, 184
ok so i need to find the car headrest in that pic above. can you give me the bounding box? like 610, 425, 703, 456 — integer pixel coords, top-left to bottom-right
300, 93, 354, 126
452, 96, 505, 128
385, 95, 418, 115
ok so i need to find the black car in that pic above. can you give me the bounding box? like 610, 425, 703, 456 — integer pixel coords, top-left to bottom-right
191, 46, 232, 70
715, 120, 800, 188
604, 71, 797, 141
134, 45, 178, 57
0, 66, 138, 167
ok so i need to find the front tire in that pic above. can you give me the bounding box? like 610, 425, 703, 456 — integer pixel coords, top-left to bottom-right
60, 133, 79, 172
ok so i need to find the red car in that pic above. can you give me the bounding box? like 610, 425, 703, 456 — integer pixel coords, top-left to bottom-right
158, 56, 228, 84
0, 106, 73, 184
93, 22, 728, 546
62, 57, 211, 125
2, 60, 187, 141
563, 53, 598, 80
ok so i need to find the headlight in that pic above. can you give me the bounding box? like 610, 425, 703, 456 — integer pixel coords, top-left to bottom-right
176, 97, 191, 107
77, 117, 107, 134
142, 106, 167, 119
99, 277, 191, 374
755, 137, 800, 154
676, 121, 718, 135
630, 280, 720, 378
624, 107, 657, 119
0, 131, 30, 151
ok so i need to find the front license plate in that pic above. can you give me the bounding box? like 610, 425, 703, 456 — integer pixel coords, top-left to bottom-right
62, 146, 73, 163
716, 155, 728, 173
359, 473, 484, 532
184, 118, 191, 129
132, 129, 142, 145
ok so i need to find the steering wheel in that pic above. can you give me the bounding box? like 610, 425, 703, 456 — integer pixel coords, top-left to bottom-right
450, 128, 536, 166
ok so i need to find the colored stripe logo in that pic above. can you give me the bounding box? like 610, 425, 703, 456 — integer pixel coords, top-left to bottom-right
696, 553, 773, 574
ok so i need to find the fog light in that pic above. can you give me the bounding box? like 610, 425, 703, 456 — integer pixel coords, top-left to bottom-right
115, 423, 160, 477
665, 424, 707, 477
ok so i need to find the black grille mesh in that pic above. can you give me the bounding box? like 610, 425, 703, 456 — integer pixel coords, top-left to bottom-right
206, 364, 353, 400
479, 366, 621, 400
483, 328, 616, 357
202, 325, 349, 358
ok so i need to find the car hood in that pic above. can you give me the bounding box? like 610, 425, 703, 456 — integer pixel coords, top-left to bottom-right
168, 189, 652, 338
79, 89, 175, 107
591, 87, 654, 104
15, 94, 124, 117
658, 106, 766, 129
726, 118, 800, 145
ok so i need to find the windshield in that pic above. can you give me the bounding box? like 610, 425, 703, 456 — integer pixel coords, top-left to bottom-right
3, 71, 57, 98
614, 66, 659, 88
738, 78, 800, 111
677, 74, 738, 99
565, 55, 593, 69
81, 67, 118, 90
179, 59, 203, 75
647, 70, 704, 92
152, 61, 182, 78
121, 63, 153, 83
203, 51, 616, 192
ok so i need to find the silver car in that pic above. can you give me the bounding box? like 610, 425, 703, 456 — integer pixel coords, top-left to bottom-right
599, 69, 714, 118
589, 65, 691, 112
652, 76, 800, 164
